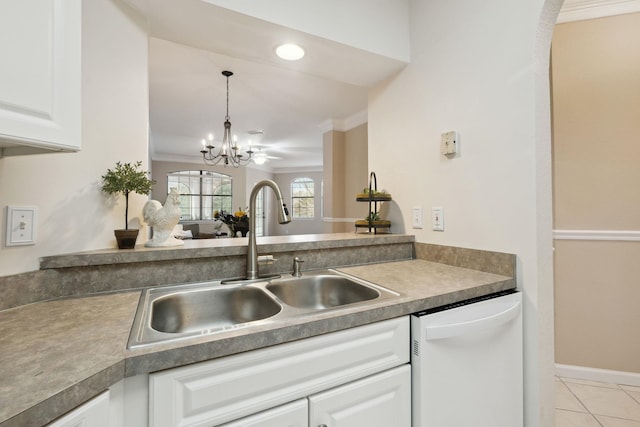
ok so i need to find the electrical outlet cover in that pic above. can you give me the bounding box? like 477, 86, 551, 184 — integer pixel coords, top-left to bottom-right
440, 131, 458, 156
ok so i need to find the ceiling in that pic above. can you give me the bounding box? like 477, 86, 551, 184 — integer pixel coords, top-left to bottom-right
132, 0, 409, 172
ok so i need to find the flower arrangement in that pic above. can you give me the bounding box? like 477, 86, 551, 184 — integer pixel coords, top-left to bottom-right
214, 207, 249, 237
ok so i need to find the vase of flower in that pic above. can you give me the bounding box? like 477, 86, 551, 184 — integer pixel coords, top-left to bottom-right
214, 207, 249, 237
235, 219, 249, 237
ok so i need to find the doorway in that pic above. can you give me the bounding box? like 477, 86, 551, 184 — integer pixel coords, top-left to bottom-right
551, 9, 640, 384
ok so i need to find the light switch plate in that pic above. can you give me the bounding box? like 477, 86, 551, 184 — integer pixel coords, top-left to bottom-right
6, 206, 37, 246
432, 207, 444, 231
412, 207, 424, 229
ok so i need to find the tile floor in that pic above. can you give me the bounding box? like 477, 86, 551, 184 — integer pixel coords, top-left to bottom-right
556, 376, 640, 426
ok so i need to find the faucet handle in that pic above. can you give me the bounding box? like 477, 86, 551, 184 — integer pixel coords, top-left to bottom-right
292, 256, 304, 277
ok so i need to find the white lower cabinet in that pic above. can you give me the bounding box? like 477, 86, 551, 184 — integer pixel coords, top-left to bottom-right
149, 316, 409, 427
219, 399, 308, 427
219, 365, 411, 427
309, 365, 411, 427
47, 391, 109, 427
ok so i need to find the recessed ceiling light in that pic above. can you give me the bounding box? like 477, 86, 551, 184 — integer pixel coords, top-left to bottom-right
276, 43, 305, 61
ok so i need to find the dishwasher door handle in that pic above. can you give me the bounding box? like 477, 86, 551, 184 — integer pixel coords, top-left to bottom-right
425, 300, 521, 340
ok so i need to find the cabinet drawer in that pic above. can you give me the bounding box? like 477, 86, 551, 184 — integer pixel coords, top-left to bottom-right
149, 316, 409, 427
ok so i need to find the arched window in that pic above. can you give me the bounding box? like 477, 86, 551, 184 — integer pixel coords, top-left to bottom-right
291, 177, 314, 218
167, 170, 232, 220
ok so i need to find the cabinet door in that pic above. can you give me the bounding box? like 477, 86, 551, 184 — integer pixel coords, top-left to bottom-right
309, 365, 411, 427
47, 391, 109, 427
0, 0, 81, 155
149, 317, 409, 427
220, 399, 308, 427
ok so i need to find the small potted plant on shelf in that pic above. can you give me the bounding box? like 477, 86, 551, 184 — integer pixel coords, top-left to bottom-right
101, 161, 155, 249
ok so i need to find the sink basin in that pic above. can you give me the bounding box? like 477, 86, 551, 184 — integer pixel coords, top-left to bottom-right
267, 275, 379, 309
151, 286, 281, 333
128, 270, 402, 348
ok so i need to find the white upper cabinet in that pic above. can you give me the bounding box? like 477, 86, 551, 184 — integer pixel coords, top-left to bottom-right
0, 0, 81, 156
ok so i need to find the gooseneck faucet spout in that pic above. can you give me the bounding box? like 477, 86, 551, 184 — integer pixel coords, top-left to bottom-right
247, 180, 291, 280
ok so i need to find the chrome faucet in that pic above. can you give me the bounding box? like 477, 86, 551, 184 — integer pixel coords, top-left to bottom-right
246, 180, 291, 280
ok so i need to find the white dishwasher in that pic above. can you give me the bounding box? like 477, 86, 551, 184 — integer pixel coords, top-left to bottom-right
411, 290, 523, 427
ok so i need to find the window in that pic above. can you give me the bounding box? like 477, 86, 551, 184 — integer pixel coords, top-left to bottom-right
167, 170, 232, 220
291, 177, 314, 218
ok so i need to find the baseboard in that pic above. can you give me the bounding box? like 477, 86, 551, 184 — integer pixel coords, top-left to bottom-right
556, 363, 640, 386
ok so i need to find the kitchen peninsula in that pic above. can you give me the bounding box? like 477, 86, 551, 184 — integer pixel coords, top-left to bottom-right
0, 234, 516, 426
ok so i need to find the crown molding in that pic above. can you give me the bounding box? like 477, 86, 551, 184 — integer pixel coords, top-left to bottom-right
557, 0, 640, 23
151, 153, 206, 164
272, 166, 323, 175
318, 109, 368, 133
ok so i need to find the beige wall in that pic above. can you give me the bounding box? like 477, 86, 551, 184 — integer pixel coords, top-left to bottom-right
552, 13, 640, 373
555, 240, 640, 372
322, 124, 368, 233
322, 130, 345, 232
344, 124, 369, 220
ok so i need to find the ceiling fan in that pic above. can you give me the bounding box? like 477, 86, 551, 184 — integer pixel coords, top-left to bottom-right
245, 130, 282, 165
252, 147, 282, 165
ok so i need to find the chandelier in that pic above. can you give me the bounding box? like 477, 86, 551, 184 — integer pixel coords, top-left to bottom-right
200, 70, 254, 167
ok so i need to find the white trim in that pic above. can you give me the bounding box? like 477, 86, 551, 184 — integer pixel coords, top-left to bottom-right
557, 0, 640, 23
342, 110, 368, 131
323, 217, 359, 223
152, 152, 214, 164
272, 166, 323, 174
556, 363, 640, 387
553, 229, 640, 241
318, 110, 368, 133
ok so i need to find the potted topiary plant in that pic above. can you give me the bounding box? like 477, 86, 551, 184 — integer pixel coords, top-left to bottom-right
101, 161, 155, 249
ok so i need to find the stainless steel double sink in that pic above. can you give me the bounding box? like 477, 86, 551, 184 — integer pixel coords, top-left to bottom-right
128, 270, 401, 348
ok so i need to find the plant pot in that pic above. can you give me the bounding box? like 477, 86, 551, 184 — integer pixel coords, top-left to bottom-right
114, 229, 139, 249
235, 220, 250, 237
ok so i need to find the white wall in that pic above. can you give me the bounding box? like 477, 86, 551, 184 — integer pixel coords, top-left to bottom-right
0, 0, 149, 276
203, 0, 411, 62
368, 0, 559, 425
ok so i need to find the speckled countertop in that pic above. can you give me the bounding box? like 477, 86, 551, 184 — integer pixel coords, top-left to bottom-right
0, 258, 515, 427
